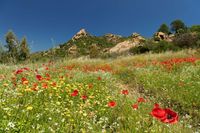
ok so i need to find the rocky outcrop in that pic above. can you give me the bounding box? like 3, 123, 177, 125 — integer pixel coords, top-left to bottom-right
131, 33, 145, 43
72, 29, 89, 41
103, 34, 123, 44
153, 32, 174, 42
109, 40, 138, 53
109, 33, 145, 53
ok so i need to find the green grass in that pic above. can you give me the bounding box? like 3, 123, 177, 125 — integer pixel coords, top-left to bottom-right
0, 50, 199, 132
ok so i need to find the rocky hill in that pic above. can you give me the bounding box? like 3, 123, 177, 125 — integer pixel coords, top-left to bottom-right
30, 29, 169, 60
30, 28, 138, 59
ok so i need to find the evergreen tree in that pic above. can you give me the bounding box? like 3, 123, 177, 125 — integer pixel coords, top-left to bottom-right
170, 19, 186, 33
5, 30, 19, 62
19, 37, 30, 60
158, 23, 170, 34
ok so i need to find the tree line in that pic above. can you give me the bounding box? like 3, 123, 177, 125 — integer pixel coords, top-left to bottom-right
0, 30, 30, 63
158, 19, 200, 35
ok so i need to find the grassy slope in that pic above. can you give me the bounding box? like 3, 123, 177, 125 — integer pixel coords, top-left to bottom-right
0, 50, 199, 132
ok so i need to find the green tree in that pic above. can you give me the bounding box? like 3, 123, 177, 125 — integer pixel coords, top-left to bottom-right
157, 23, 170, 34
19, 37, 30, 60
5, 30, 19, 62
170, 19, 186, 33
190, 25, 200, 33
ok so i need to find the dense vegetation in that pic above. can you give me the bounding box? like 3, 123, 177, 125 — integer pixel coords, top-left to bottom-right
130, 20, 200, 55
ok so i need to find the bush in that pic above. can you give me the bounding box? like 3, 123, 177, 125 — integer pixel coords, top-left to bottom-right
130, 41, 179, 55
173, 32, 199, 48
150, 41, 180, 53
130, 45, 150, 54
89, 44, 100, 58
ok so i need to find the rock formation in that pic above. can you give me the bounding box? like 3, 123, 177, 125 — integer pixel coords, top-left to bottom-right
109, 33, 145, 53
131, 33, 145, 43
153, 32, 174, 42
72, 29, 89, 41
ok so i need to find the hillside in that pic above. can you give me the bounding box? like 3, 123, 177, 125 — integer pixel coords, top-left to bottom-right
29, 29, 146, 61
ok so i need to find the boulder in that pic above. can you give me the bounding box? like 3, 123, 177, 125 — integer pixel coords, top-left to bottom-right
72, 29, 89, 41
131, 33, 145, 43
153, 32, 174, 42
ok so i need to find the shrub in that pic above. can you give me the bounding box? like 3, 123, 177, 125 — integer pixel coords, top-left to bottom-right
130, 45, 150, 54
173, 32, 199, 48
89, 44, 100, 58
150, 41, 180, 53
130, 41, 179, 55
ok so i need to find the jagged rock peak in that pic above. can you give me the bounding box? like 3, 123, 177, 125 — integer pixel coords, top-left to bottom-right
72, 29, 90, 41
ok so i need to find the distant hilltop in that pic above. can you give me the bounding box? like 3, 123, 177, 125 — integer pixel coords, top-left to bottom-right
1, 19, 200, 63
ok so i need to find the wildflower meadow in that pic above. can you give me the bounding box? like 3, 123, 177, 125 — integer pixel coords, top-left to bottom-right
0, 50, 199, 132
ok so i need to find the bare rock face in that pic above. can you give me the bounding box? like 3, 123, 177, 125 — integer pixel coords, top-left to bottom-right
72, 29, 89, 41
109, 33, 145, 53
109, 40, 138, 53
153, 32, 174, 42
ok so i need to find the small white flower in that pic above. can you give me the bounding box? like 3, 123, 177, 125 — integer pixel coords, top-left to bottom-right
7, 122, 15, 128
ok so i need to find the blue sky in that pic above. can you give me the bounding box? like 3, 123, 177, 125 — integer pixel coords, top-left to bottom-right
0, 0, 200, 52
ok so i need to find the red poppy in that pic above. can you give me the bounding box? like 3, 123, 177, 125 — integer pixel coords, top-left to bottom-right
97, 76, 102, 80
161, 108, 179, 124
23, 67, 30, 71
71, 90, 79, 96
132, 104, 138, 110
45, 73, 50, 78
108, 101, 116, 108
21, 77, 28, 85
137, 97, 145, 103
15, 69, 23, 75
42, 82, 48, 89
81, 95, 87, 100
36, 74, 43, 81
151, 107, 166, 121
121, 90, 129, 95
31, 83, 38, 91
151, 104, 178, 124
51, 82, 57, 87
